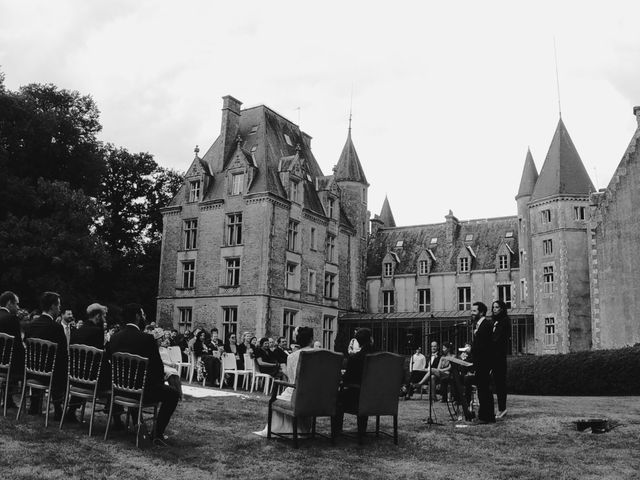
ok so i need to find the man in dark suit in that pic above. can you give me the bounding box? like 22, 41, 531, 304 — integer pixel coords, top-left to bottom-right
491, 300, 511, 419
471, 301, 495, 424
26, 292, 68, 419
107, 303, 178, 445
208, 327, 224, 351
0, 291, 24, 409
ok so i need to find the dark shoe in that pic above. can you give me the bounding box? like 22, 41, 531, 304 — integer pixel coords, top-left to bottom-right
476, 418, 496, 425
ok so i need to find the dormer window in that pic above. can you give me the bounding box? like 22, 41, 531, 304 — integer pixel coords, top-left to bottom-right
459, 257, 470, 272
419, 260, 429, 275
290, 180, 300, 203
498, 255, 508, 270
232, 173, 244, 195
250, 145, 258, 153
430, 237, 438, 245
464, 234, 474, 242
249, 125, 258, 135
284, 133, 293, 146
384, 262, 393, 276
189, 180, 201, 203
327, 198, 335, 219
505, 231, 514, 238
395, 240, 404, 248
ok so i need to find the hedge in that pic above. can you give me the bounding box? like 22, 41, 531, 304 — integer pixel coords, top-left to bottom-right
507, 346, 640, 395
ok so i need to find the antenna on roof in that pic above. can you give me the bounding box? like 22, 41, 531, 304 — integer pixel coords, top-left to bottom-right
349, 83, 354, 133
553, 36, 562, 119
295, 106, 301, 126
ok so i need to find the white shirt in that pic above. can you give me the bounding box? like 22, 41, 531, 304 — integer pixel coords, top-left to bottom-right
410, 353, 426, 371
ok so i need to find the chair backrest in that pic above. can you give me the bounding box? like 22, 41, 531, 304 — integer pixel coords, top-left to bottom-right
291, 349, 344, 417
111, 352, 149, 396
0, 333, 15, 373
221, 352, 237, 370
358, 352, 405, 416
167, 346, 183, 364
244, 353, 255, 372
68, 344, 104, 387
25, 338, 58, 377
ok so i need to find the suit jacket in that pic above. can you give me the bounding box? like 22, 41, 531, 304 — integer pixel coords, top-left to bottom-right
491, 314, 511, 358
107, 324, 164, 393
0, 308, 25, 377
472, 317, 494, 369
427, 353, 441, 370
25, 313, 68, 397
70, 323, 109, 390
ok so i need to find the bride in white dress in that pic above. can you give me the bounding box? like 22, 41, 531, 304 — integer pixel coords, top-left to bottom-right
254, 326, 316, 437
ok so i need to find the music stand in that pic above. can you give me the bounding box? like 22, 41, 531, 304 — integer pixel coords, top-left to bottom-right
422, 350, 443, 427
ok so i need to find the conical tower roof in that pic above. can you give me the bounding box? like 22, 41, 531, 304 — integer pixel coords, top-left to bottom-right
516, 148, 539, 199
379, 196, 396, 227
530, 118, 594, 202
334, 128, 368, 185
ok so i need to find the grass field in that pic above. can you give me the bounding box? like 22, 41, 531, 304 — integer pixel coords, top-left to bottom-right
1, 388, 639, 480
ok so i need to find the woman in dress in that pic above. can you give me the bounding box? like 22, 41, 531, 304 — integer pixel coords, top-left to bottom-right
254, 326, 315, 437
193, 330, 220, 386
224, 332, 243, 369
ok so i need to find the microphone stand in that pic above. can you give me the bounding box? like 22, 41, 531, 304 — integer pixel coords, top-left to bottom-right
424, 353, 443, 427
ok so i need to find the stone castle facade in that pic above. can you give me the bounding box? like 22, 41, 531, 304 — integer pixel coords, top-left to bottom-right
157, 96, 640, 355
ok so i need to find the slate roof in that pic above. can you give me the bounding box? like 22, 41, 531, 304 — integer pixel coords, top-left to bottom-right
379, 196, 396, 227
334, 129, 368, 185
516, 148, 539, 199
530, 118, 595, 202
367, 215, 519, 276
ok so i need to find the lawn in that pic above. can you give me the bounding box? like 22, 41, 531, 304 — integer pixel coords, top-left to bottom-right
0, 387, 639, 480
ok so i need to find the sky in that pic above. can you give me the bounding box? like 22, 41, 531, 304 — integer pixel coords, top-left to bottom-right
1, 0, 640, 226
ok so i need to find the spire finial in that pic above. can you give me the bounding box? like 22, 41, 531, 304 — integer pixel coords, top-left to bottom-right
194, 145, 200, 156
348, 83, 354, 134
236, 134, 243, 145
295, 143, 302, 153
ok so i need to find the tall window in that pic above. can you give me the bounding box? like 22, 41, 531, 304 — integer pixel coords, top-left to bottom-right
184, 219, 198, 250
310, 227, 317, 250
222, 306, 238, 340
290, 180, 300, 203
288, 220, 299, 251
419, 260, 429, 275
283, 310, 296, 345
226, 213, 243, 245
459, 257, 470, 272
382, 291, 394, 313
498, 284, 512, 309
543, 266, 554, 293
541, 209, 551, 223
418, 289, 431, 313
383, 262, 393, 276
544, 317, 556, 346
325, 234, 336, 263
327, 198, 335, 218
225, 258, 241, 286
543, 239, 553, 256
286, 262, 299, 291
498, 255, 508, 270
178, 307, 193, 332
308, 270, 316, 294
324, 272, 337, 299
231, 173, 244, 195
323, 315, 335, 349
520, 279, 525, 304
574, 206, 586, 220
182, 261, 195, 289
189, 180, 201, 202
458, 287, 471, 311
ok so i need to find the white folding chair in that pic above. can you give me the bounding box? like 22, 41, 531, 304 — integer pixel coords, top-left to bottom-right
219, 353, 251, 391
246, 354, 273, 395
168, 346, 193, 383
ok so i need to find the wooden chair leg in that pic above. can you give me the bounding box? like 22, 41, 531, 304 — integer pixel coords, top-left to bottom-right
104, 397, 114, 441
393, 415, 398, 445
88, 399, 95, 437
267, 404, 273, 439
44, 389, 51, 428
293, 416, 299, 449
59, 386, 70, 430
16, 380, 27, 421
2, 379, 9, 417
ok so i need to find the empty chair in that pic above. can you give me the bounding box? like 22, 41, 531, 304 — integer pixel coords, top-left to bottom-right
104, 352, 159, 448
340, 352, 404, 445
268, 349, 344, 448
0, 333, 15, 417
59, 344, 106, 436
219, 353, 251, 391
168, 346, 193, 382
16, 338, 58, 427
247, 354, 272, 394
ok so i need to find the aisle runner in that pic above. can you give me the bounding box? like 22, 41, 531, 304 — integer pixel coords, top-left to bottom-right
183, 385, 248, 399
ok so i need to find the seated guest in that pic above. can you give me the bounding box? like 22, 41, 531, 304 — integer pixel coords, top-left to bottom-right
336, 327, 375, 430
66, 302, 111, 423
0, 291, 24, 409
254, 337, 282, 378
406, 341, 440, 399
254, 326, 314, 437
347, 329, 361, 355
208, 328, 224, 351
107, 303, 179, 445
237, 331, 251, 362
271, 336, 289, 364
193, 330, 220, 386
224, 332, 243, 369
248, 336, 258, 356
414, 342, 453, 401
401, 347, 426, 399
25, 292, 68, 420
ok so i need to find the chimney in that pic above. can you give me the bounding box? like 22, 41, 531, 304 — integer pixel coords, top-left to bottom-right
445, 209, 459, 244
634, 106, 640, 127
221, 95, 242, 161
370, 215, 383, 237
